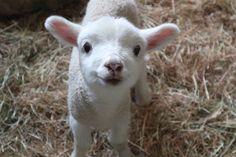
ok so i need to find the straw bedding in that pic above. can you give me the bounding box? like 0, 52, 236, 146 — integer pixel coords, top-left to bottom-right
0, 0, 236, 156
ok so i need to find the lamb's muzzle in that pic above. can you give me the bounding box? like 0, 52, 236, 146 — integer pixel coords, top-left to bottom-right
44, 0, 180, 157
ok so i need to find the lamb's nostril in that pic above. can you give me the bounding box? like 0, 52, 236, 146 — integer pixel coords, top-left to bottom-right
105, 63, 123, 73
115, 64, 123, 72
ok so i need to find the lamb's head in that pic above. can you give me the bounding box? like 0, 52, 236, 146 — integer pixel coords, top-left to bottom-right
45, 16, 180, 88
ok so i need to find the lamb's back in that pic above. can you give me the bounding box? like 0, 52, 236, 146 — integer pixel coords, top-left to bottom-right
82, 0, 139, 26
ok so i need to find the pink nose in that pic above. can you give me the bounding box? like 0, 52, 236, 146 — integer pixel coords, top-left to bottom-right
105, 62, 123, 73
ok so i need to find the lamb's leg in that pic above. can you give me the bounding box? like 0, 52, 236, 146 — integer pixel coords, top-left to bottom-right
133, 70, 151, 106
69, 115, 92, 157
109, 113, 134, 157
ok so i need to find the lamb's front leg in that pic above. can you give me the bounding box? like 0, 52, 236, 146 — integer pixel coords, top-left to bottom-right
109, 112, 134, 157
69, 115, 92, 157
133, 70, 151, 106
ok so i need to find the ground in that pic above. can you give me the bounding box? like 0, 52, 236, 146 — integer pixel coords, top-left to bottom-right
0, 0, 236, 157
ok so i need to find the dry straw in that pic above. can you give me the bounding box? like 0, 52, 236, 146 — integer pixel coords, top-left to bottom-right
0, 0, 236, 157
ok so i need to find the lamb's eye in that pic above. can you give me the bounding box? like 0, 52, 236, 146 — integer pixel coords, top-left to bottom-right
133, 45, 141, 56
83, 42, 92, 53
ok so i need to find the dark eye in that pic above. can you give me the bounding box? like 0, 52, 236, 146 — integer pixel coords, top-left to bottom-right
83, 42, 92, 53
133, 45, 141, 56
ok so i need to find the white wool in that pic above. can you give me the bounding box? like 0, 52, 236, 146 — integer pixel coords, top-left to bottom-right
82, 0, 140, 26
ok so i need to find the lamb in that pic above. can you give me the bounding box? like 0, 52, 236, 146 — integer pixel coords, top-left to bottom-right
44, 0, 180, 157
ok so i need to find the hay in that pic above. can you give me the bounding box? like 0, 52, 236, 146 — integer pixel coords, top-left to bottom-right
0, 0, 236, 157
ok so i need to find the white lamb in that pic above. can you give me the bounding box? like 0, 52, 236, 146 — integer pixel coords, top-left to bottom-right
44, 0, 180, 157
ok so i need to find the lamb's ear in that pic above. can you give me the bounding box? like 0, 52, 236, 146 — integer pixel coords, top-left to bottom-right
44, 16, 81, 46
141, 23, 180, 51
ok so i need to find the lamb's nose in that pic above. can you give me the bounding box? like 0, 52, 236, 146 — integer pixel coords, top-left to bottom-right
105, 62, 123, 73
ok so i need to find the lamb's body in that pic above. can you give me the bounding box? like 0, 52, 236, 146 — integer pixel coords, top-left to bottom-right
45, 0, 179, 156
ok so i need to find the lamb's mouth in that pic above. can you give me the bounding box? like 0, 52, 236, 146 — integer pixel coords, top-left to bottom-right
99, 76, 122, 85
105, 78, 122, 85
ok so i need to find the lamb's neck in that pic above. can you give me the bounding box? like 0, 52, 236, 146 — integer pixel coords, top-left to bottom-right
84, 82, 130, 105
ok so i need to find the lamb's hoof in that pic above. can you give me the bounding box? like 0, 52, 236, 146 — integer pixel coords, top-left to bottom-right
135, 93, 151, 106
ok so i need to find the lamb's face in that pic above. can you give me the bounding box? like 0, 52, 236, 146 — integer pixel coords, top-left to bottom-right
77, 17, 146, 88
45, 15, 180, 88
